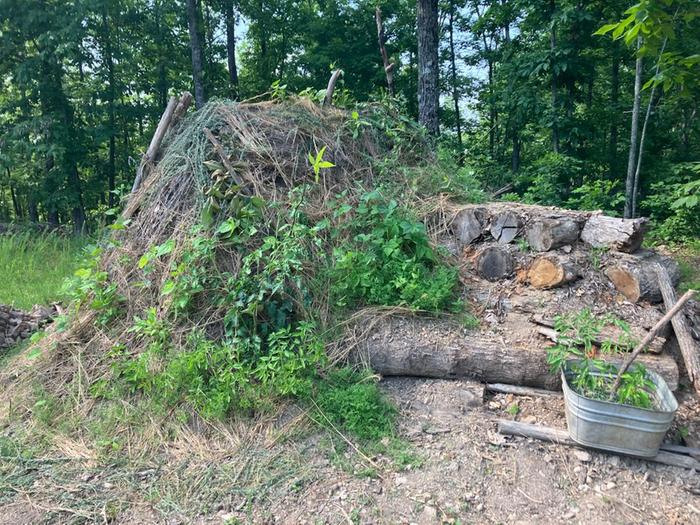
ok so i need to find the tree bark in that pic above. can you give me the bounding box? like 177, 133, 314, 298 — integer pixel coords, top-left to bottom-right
631, 37, 666, 217
624, 39, 643, 218
417, 0, 439, 136
224, 0, 239, 99
357, 316, 679, 391
448, 0, 463, 161
186, 0, 206, 108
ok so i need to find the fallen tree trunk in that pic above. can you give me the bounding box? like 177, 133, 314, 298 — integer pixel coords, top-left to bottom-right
580, 215, 647, 253
605, 250, 680, 303
526, 218, 581, 252
657, 266, 700, 394
527, 255, 580, 289
357, 316, 679, 391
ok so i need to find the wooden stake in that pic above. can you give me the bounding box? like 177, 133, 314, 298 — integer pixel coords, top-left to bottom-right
609, 287, 695, 397
131, 96, 178, 194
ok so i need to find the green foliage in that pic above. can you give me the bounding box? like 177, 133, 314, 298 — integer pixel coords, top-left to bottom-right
643, 162, 700, 243
314, 368, 396, 441
0, 233, 84, 309
63, 244, 124, 325
521, 153, 584, 207
546, 309, 656, 409
567, 178, 625, 215
331, 191, 459, 312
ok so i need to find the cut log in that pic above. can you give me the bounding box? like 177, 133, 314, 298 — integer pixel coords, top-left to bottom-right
357, 316, 679, 391
580, 215, 648, 253
657, 266, 700, 394
527, 255, 580, 289
475, 246, 514, 281
452, 207, 487, 245
526, 218, 580, 252
489, 211, 521, 244
605, 250, 680, 303
496, 420, 700, 470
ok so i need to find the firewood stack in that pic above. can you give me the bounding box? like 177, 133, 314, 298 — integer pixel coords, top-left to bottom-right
358, 203, 700, 393
0, 304, 54, 351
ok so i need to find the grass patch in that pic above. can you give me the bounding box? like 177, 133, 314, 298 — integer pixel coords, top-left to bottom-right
0, 232, 85, 309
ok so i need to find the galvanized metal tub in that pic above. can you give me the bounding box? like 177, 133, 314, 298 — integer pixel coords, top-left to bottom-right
562, 361, 678, 458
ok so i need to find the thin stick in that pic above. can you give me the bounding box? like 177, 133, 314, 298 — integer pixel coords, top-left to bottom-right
609, 288, 695, 397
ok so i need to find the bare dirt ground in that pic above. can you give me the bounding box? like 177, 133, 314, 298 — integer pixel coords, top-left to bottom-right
1, 376, 698, 525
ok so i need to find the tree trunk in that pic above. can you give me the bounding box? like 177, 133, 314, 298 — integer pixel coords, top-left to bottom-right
224, 0, 239, 99
550, 0, 559, 154
624, 39, 643, 218
448, 0, 463, 161
609, 45, 620, 177
511, 133, 520, 172
357, 316, 679, 391
102, 10, 117, 209
186, 0, 206, 108
375, 7, 395, 97
631, 37, 666, 217
489, 211, 521, 244
417, 0, 439, 136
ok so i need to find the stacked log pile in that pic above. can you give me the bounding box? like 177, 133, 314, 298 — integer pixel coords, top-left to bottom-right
0, 304, 54, 350
358, 202, 700, 392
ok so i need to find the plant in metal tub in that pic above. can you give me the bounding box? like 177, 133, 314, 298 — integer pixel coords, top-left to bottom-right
562, 360, 678, 457
546, 309, 679, 457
